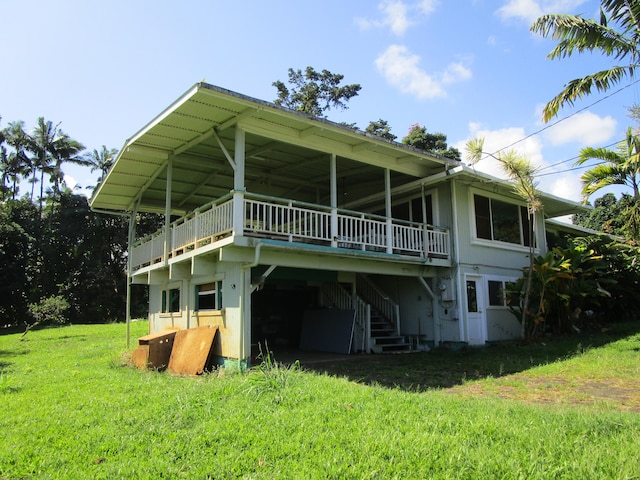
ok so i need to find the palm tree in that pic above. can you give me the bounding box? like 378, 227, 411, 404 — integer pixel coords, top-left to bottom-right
84, 145, 118, 186
576, 126, 640, 239
26, 117, 84, 211
531, 0, 640, 122
3, 120, 32, 200
466, 138, 541, 338
576, 126, 640, 200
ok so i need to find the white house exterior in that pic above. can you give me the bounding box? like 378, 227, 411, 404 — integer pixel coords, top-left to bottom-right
90, 83, 585, 367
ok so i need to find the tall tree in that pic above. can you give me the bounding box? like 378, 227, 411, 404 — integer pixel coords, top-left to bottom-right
3, 121, 32, 200
466, 138, 541, 337
273, 67, 361, 117
402, 123, 461, 161
531, 0, 640, 122
365, 119, 397, 141
84, 145, 118, 185
26, 117, 85, 211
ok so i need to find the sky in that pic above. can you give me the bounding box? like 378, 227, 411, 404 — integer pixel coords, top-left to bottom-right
2, 0, 638, 214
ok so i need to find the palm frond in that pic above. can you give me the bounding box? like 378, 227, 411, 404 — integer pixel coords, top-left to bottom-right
464, 137, 484, 166
542, 65, 636, 121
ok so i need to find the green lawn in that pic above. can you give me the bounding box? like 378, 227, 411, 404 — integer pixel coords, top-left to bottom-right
1, 321, 639, 479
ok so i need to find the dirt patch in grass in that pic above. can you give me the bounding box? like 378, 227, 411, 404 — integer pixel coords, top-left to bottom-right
447, 375, 640, 412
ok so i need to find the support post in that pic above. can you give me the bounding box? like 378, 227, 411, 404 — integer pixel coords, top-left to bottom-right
126, 200, 140, 349
330, 154, 338, 247
232, 126, 246, 236
384, 168, 393, 254
163, 156, 173, 266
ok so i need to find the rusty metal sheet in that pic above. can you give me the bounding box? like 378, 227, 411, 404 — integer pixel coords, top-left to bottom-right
136, 330, 176, 370
132, 345, 150, 370
168, 325, 219, 375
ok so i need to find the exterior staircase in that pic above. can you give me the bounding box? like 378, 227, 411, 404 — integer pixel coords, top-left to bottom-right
369, 310, 411, 353
321, 276, 413, 354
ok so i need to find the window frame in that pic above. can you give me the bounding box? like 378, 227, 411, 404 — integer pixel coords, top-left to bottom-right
486, 277, 518, 309
195, 281, 223, 312
471, 192, 534, 249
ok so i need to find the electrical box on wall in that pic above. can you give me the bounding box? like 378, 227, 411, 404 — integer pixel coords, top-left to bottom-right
437, 277, 455, 302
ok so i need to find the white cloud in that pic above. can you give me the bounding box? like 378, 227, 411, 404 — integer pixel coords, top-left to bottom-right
375, 45, 471, 99
456, 122, 545, 177
356, 0, 439, 36
496, 0, 587, 23
64, 174, 77, 190
543, 111, 617, 147
548, 172, 583, 203
454, 121, 586, 203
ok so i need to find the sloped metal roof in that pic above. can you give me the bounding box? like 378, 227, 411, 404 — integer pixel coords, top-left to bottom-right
90, 83, 458, 214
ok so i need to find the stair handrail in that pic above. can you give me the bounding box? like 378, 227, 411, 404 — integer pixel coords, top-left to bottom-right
357, 274, 401, 335
321, 283, 370, 353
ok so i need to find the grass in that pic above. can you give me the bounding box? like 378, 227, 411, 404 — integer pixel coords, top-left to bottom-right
0, 321, 639, 479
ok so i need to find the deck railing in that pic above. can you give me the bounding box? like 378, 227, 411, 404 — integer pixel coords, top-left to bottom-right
130, 192, 450, 272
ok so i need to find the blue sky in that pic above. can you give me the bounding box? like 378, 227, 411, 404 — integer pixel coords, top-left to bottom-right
1, 0, 637, 208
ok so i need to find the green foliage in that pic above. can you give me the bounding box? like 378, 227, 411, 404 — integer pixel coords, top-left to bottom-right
244, 344, 301, 405
28, 294, 69, 324
531, 1, 640, 121
365, 119, 397, 141
272, 66, 361, 117
26, 294, 69, 334
402, 123, 461, 160
506, 237, 640, 336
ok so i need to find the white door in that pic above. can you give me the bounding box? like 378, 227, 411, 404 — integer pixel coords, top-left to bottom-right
465, 276, 487, 345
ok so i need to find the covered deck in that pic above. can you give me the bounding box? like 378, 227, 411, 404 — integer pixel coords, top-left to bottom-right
130, 191, 450, 272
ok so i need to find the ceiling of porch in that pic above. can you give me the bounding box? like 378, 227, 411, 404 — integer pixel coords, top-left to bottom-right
90, 83, 458, 214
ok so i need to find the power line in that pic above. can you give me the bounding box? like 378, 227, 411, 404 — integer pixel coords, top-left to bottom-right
489, 77, 640, 158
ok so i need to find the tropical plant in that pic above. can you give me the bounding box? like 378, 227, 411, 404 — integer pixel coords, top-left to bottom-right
85, 145, 118, 185
531, 0, 640, 122
505, 244, 610, 336
273, 67, 361, 117
466, 138, 541, 337
2, 120, 32, 200
26, 117, 85, 211
576, 126, 640, 239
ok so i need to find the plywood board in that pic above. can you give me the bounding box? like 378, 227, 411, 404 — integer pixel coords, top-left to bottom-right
299, 309, 355, 354
168, 325, 219, 375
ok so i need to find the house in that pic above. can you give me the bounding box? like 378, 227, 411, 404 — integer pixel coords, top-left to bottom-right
90, 82, 586, 367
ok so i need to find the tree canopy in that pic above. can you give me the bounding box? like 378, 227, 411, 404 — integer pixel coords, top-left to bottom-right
402, 124, 461, 161
272, 67, 362, 117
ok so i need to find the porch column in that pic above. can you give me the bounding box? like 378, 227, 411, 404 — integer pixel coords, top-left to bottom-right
125, 200, 139, 349
384, 168, 393, 254
232, 125, 246, 236
330, 154, 338, 247
163, 156, 173, 266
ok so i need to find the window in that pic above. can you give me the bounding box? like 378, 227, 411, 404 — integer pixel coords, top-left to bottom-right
195, 282, 222, 311
473, 194, 533, 247
384, 194, 434, 224
161, 288, 180, 313
487, 279, 517, 307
